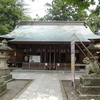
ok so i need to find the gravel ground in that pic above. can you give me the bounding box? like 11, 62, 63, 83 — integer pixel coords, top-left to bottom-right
62, 80, 80, 100
62, 80, 100, 100
0, 79, 32, 100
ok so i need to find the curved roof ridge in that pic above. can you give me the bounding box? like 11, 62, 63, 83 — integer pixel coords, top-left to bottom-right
18, 21, 86, 26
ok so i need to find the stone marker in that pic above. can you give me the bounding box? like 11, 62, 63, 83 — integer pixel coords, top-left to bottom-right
0, 39, 13, 81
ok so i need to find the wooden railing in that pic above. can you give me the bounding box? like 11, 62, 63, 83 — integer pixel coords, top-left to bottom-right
22, 62, 85, 70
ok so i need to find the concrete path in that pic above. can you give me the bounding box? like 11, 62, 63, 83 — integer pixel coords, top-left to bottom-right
12, 70, 83, 100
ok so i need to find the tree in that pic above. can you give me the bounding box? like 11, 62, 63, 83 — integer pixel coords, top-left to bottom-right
22, 15, 33, 21
0, 0, 23, 35
87, 10, 100, 34
39, 0, 88, 21
0, 0, 33, 35
91, 1, 100, 16
61, 0, 97, 10
85, 0, 100, 34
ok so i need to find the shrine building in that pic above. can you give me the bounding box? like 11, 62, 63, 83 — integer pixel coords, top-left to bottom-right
0, 21, 100, 70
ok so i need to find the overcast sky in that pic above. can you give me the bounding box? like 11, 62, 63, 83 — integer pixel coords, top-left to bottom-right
24, 0, 52, 18
24, 0, 98, 18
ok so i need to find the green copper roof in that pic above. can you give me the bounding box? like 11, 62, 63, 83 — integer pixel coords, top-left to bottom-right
0, 21, 100, 42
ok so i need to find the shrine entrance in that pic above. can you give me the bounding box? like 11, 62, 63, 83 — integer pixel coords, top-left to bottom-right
8, 43, 83, 70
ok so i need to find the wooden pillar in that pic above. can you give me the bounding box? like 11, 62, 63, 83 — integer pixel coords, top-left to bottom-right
49, 46, 51, 69
40, 47, 42, 63
49, 46, 51, 64
44, 45, 47, 69
59, 47, 61, 63
54, 46, 55, 69
45, 45, 46, 63
26, 45, 28, 54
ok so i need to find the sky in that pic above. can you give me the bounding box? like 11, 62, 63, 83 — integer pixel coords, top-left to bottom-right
24, 0, 52, 18
24, 0, 98, 18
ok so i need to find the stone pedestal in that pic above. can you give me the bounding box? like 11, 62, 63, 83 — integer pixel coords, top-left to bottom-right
0, 69, 12, 81
0, 76, 8, 96
77, 76, 100, 99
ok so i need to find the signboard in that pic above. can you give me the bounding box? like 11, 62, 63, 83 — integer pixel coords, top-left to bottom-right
29, 55, 40, 63
71, 34, 75, 88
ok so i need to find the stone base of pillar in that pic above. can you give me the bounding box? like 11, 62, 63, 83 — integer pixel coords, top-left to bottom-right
0, 69, 12, 81
0, 76, 8, 96
77, 76, 100, 99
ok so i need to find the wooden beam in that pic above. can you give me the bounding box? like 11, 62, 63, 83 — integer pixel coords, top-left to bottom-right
54, 46, 55, 69
59, 47, 61, 63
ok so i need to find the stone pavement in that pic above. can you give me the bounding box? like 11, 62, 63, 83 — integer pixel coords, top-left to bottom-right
12, 69, 84, 100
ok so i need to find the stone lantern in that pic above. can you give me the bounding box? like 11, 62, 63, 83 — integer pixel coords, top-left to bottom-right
0, 39, 13, 81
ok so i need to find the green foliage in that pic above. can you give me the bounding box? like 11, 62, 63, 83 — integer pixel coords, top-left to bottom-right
61, 0, 96, 10
87, 10, 100, 34
39, 0, 88, 21
0, 0, 33, 35
0, 24, 12, 35
0, 0, 23, 35
61, 0, 100, 16
22, 15, 33, 21
92, 1, 100, 16
86, 1, 100, 34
